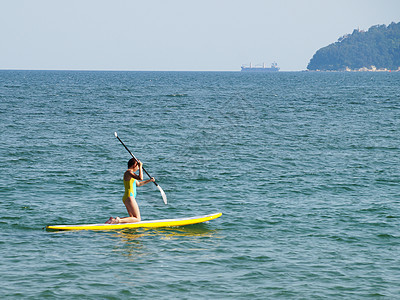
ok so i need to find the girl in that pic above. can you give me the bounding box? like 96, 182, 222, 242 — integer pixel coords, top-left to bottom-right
106, 158, 154, 224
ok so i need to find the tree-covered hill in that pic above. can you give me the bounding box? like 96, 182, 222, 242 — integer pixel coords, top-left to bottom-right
307, 22, 400, 71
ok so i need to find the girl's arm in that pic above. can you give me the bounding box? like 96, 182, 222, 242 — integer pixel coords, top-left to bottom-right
130, 161, 144, 180
136, 177, 155, 187
137, 161, 143, 180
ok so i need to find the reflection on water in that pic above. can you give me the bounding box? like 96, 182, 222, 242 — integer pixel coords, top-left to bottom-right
111, 224, 222, 261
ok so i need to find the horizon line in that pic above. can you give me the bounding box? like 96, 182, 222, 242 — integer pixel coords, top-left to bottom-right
0, 68, 301, 72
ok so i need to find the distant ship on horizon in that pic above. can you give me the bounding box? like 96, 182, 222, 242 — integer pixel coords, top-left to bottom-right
241, 62, 280, 72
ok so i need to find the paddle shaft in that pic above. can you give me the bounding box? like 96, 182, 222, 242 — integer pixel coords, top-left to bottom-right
115, 134, 159, 186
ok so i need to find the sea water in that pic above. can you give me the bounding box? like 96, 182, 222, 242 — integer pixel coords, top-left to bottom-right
0, 70, 399, 299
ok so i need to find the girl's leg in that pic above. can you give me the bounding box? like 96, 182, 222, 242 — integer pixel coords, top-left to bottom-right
105, 217, 114, 224
115, 197, 141, 223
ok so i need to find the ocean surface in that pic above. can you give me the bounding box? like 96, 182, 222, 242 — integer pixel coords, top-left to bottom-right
0, 70, 399, 299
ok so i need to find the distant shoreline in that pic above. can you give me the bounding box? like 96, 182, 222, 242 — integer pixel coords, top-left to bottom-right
305, 67, 400, 73
307, 22, 400, 71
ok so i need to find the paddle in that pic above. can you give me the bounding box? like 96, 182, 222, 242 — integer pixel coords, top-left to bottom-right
114, 132, 167, 205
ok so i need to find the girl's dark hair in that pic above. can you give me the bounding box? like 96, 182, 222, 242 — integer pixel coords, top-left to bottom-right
128, 158, 138, 169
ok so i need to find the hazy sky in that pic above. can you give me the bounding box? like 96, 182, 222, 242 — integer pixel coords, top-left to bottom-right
1, 0, 399, 71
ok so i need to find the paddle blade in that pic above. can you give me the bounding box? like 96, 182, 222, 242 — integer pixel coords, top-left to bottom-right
156, 184, 168, 205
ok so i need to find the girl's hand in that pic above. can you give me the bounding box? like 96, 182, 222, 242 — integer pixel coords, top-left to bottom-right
138, 161, 143, 168
150, 177, 155, 182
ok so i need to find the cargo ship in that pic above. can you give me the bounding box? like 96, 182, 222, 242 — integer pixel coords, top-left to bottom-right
241, 62, 280, 72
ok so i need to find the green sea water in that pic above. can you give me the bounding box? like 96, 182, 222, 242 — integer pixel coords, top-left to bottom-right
0, 70, 399, 298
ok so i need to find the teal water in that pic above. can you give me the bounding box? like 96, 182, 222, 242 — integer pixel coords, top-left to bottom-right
0, 71, 399, 298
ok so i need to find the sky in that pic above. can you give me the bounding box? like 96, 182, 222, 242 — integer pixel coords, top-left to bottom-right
0, 0, 399, 71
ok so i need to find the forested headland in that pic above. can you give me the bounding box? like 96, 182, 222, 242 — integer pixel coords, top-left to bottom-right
307, 22, 400, 71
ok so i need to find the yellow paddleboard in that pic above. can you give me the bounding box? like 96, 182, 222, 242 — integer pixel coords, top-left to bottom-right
46, 212, 222, 231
